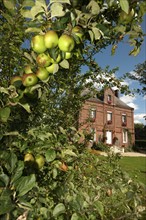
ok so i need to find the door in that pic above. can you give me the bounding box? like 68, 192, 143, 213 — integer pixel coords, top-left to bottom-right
106, 131, 112, 144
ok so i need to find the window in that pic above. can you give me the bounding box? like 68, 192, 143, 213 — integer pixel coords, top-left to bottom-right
123, 130, 128, 143
106, 131, 112, 144
107, 111, 112, 124
107, 94, 112, 104
90, 108, 96, 122
90, 128, 96, 142
122, 114, 127, 126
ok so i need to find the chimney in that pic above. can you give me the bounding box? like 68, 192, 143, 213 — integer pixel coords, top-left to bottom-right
114, 89, 119, 98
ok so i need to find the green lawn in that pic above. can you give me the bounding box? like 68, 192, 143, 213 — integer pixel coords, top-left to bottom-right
119, 157, 146, 185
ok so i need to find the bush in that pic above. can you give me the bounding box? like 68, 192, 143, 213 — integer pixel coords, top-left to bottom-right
91, 142, 110, 152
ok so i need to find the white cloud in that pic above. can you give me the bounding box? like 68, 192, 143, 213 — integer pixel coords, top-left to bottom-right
120, 95, 138, 110
143, 95, 146, 100
134, 114, 146, 124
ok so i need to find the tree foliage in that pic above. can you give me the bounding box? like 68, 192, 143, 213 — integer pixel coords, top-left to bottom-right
125, 61, 146, 95
0, 0, 146, 219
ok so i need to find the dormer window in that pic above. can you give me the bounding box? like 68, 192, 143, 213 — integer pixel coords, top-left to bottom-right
107, 94, 112, 104
90, 108, 96, 122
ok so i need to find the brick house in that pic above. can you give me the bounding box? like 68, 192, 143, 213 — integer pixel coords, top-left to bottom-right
78, 88, 135, 149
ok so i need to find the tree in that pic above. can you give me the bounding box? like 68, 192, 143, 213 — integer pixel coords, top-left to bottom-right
0, 0, 146, 219
125, 61, 146, 95
135, 123, 146, 140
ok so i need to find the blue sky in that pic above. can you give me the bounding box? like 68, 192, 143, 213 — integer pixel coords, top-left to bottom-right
92, 15, 146, 125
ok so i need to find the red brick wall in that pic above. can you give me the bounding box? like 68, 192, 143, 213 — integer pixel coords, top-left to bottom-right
79, 89, 135, 148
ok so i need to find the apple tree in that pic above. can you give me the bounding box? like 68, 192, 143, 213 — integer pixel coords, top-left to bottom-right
0, 0, 146, 219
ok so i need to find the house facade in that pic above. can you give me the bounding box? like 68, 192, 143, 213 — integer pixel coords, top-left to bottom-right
79, 88, 135, 149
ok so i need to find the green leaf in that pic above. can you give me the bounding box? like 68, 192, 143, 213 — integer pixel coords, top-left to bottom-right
22, 0, 35, 7
50, 0, 70, 4
11, 161, 24, 184
9, 152, 18, 173
0, 198, 14, 215
0, 174, 9, 187
62, 149, 77, 157
3, 0, 15, 10
18, 102, 31, 113
87, 0, 100, 15
50, 3, 65, 18
94, 201, 104, 218
119, 0, 129, 14
45, 149, 56, 162
0, 107, 11, 122
53, 203, 66, 217
129, 47, 140, 56
25, 27, 42, 33
59, 59, 69, 69
88, 30, 94, 42
24, 52, 34, 63
0, 87, 9, 94
14, 174, 36, 197
92, 27, 102, 40
52, 168, 58, 179
21, 9, 33, 19
71, 213, 80, 220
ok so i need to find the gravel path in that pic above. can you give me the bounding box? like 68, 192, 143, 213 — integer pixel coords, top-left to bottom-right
121, 152, 146, 157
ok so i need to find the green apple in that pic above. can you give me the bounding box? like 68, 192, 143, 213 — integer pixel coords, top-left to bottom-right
64, 52, 72, 59
22, 73, 38, 87
72, 26, 84, 42
24, 65, 33, 74
31, 35, 46, 54
35, 155, 45, 169
36, 53, 52, 67
119, 9, 134, 24
51, 54, 62, 63
10, 76, 22, 87
58, 34, 75, 52
46, 63, 57, 74
44, 30, 59, 49
24, 153, 35, 162
36, 67, 49, 80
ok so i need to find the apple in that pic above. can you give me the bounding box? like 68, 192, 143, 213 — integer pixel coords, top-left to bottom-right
46, 63, 57, 74
72, 26, 84, 42
51, 54, 62, 63
24, 153, 35, 162
10, 76, 22, 87
36, 53, 52, 67
24, 65, 33, 74
36, 67, 49, 80
31, 35, 46, 54
119, 9, 134, 24
58, 34, 75, 52
44, 30, 59, 49
35, 155, 45, 169
22, 73, 38, 87
64, 52, 72, 59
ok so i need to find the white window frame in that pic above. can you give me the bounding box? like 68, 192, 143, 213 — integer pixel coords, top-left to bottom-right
90, 108, 96, 119
107, 111, 112, 122
107, 94, 111, 102
122, 114, 127, 123
123, 129, 128, 143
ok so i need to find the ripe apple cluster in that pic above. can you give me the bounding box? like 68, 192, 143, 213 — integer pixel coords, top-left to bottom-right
10, 27, 84, 87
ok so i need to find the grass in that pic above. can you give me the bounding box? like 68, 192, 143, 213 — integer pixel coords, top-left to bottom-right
119, 157, 146, 185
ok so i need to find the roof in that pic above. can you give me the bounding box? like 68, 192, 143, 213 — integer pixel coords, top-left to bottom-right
85, 88, 134, 110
